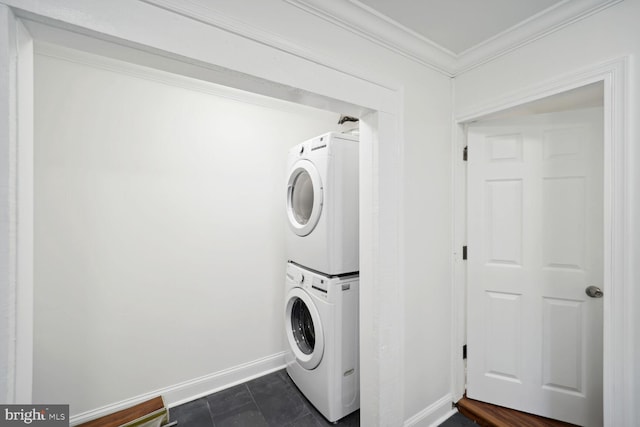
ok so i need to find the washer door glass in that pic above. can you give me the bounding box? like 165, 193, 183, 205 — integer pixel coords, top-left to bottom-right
291, 298, 315, 354
285, 288, 324, 370
287, 160, 322, 236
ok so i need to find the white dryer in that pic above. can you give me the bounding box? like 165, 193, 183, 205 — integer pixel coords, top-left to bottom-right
285, 132, 358, 275
284, 262, 359, 423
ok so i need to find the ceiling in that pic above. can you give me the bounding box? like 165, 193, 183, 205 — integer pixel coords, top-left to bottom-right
356, 0, 563, 54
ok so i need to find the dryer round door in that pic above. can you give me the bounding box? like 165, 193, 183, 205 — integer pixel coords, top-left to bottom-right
285, 287, 324, 370
286, 160, 323, 236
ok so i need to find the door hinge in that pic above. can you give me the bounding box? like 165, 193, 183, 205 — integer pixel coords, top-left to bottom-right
463, 344, 467, 359
463, 146, 468, 161
462, 246, 467, 260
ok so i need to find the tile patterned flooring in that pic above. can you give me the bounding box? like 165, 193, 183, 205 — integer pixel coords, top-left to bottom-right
439, 412, 479, 426
169, 368, 475, 426
169, 369, 359, 426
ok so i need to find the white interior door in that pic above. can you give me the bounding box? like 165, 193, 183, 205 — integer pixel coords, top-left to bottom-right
466, 108, 603, 426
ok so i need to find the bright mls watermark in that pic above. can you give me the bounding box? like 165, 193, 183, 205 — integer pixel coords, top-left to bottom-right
0, 405, 68, 426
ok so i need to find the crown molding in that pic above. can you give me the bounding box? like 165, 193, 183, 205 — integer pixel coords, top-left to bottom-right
141, 0, 623, 78
286, 0, 623, 76
284, 0, 457, 76
456, 0, 624, 73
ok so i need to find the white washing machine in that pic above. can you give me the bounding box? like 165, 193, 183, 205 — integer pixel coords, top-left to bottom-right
285, 132, 358, 275
284, 262, 359, 422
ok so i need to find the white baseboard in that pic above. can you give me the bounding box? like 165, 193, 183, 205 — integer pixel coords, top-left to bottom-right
429, 408, 458, 427
70, 351, 287, 425
404, 394, 455, 427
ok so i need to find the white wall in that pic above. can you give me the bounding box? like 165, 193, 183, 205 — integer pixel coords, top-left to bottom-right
401, 76, 452, 421
11, 0, 638, 423
32, 46, 340, 415
454, 0, 639, 424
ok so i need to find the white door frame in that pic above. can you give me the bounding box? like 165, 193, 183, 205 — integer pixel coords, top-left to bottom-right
451, 57, 630, 427
0, 2, 406, 425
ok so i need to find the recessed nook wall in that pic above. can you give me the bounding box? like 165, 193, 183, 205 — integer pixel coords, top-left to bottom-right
32, 46, 341, 415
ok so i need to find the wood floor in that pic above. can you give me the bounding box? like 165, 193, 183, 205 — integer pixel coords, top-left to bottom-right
456, 396, 579, 427
77, 396, 165, 427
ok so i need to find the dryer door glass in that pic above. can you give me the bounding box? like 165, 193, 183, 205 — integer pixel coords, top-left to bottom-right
286, 160, 323, 237
290, 298, 315, 355
291, 171, 313, 225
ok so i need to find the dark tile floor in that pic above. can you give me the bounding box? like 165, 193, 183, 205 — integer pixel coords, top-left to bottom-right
169, 369, 359, 426
438, 412, 478, 426
169, 368, 475, 427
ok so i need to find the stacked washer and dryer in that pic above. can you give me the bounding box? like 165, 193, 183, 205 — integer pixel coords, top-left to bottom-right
284, 131, 360, 423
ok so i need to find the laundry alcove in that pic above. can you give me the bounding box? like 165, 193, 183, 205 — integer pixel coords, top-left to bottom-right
4, 6, 409, 426
33, 40, 344, 413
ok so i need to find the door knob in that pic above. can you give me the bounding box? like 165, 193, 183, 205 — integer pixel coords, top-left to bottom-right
585, 285, 603, 298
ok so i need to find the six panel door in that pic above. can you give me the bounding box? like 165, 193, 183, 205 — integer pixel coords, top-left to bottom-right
466, 108, 604, 426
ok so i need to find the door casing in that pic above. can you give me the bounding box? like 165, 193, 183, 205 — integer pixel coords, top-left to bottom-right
451, 57, 630, 427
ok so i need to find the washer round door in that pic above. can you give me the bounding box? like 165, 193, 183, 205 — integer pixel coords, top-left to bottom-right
285, 287, 324, 370
286, 160, 323, 236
